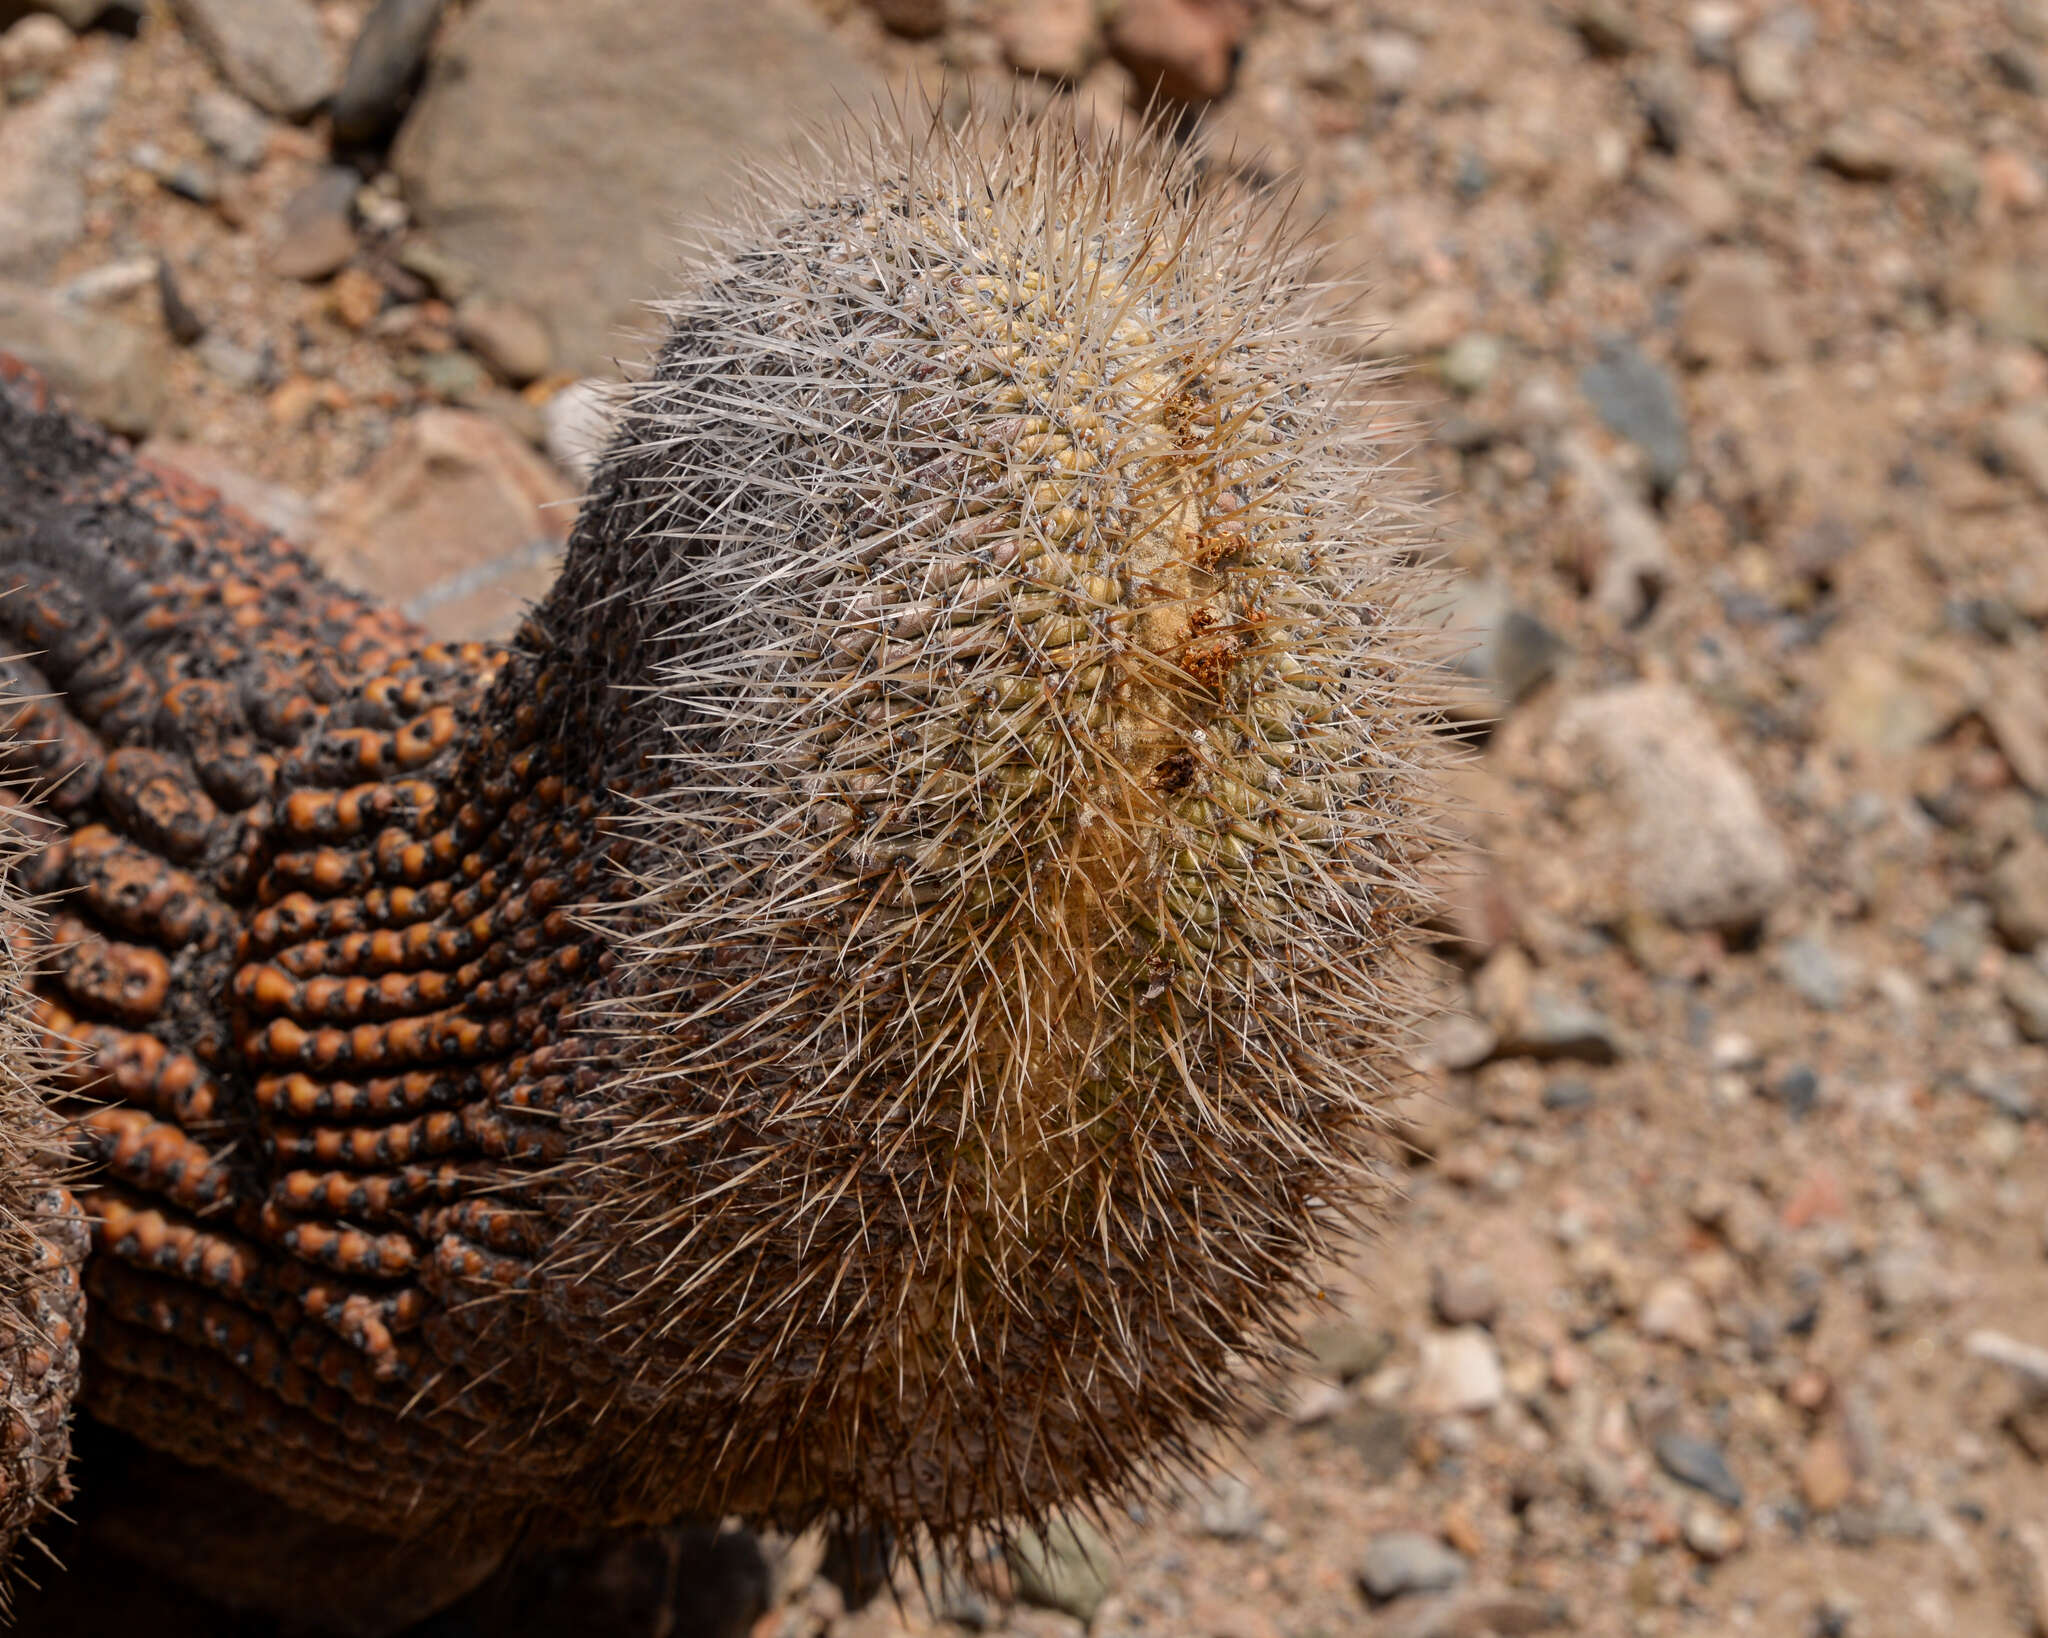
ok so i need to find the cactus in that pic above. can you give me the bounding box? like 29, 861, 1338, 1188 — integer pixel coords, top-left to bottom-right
524, 105, 1443, 1546
0, 103, 1439, 1625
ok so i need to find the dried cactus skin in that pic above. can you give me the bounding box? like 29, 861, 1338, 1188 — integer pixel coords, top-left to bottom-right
0, 105, 1440, 1622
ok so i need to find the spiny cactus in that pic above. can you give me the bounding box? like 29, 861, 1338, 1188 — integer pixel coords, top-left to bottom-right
0, 103, 1440, 1628
0, 798, 84, 1589
527, 105, 1444, 1546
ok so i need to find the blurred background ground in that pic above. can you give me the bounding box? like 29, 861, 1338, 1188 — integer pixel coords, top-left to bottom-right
2, 0, 2047, 1634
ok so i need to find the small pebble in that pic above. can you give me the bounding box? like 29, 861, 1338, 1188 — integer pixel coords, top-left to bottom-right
1356, 1530, 1468, 1601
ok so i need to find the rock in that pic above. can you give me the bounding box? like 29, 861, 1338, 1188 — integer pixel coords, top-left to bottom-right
327, 265, 383, 330
1413, 1011, 1497, 1073
1967, 1328, 2048, 1394
1985, 648, 2048, 794
2001, 958, 2048, 1043
1654, 1431, 1743, 1507
1992, 838, 2048, 950
2015, 0, 2048, 39
1411, 1327, 1505, 1417
1992, 43, 2045, 93
1817, 117, 1903, 182
139, 440, 315, 541
394, 237, 479, 303
1441, 333, 1501, 395
1579, 338, 1688, 490
1326, 1402, 1410, 1480
1541, 1076, 1594, 1112
266, 166, 358, 281
1637, 1276, 1714, 1351
0, 13, 70, 77
0, 281, 167, 435
1679, 250, 1796, 368
1688, 2, 1742, 65
1573, 0, 1638, 57
331, 0, 444, 146
311, 407, 573, 625
1190, 1473, 1264, 1540
1867, 1243, 1942, 1315
1558, 434, 1672, 625
1776, 935, 1859, 1011
156, 257, 205, 345
0, 53, 117, 277
1361, 30, 1423, 95
1104, 0, 1254, 103
1682, 1502, 1744, 1560
994, 0, 1097, 77
195, 331, 266, 389
392, 0, 882, 380
1733, 31, 1801, 110
861, 0, 946, 37
3, 0, 114, 25
1301, 1318, 1394, 1382
1432, 1265, 1500, 1327
1799, 1434, 1854, 1512
188, 86, 272, 169
59, 255, 155, 304
1989, 405, 2048, 500
1557, 685, 1792, 932
1008, 1514, 1114, 1623
1357, 1532, 1468, 1601
171, 0, 338, 119
455, 295, 552, 386
1954, 259, 2048, 350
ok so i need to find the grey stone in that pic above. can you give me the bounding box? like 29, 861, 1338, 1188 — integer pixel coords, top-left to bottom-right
1580, 339, 1688, 490
0, 281, 167, 435
171, 0, 338, 118
1654, 1430, 1743, 1507
1776, 936, 1858, 1011
1923, 900, 1993, 985
188, 85, 272, 169
331, 0, 444, 146
1502, 988, 1622, 1063
0, 53, 117, 277
1007, 1514, 1114, 1622
1558, 685, 1792, 932
1301, 1318, 1394, 1382
1431, 1264, 1500, 1327
1326, 1402, 1410, 1481
391, 0, 883, 379
1357, 1532, 1468, 1601
1189, 1473, 1264, 1540
266, 166, 357, 281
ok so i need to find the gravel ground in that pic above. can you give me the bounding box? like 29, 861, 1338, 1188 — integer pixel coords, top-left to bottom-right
2, 1, 2047, 1635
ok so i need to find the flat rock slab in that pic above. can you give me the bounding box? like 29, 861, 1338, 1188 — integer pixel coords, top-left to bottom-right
391, 0, 884, 380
